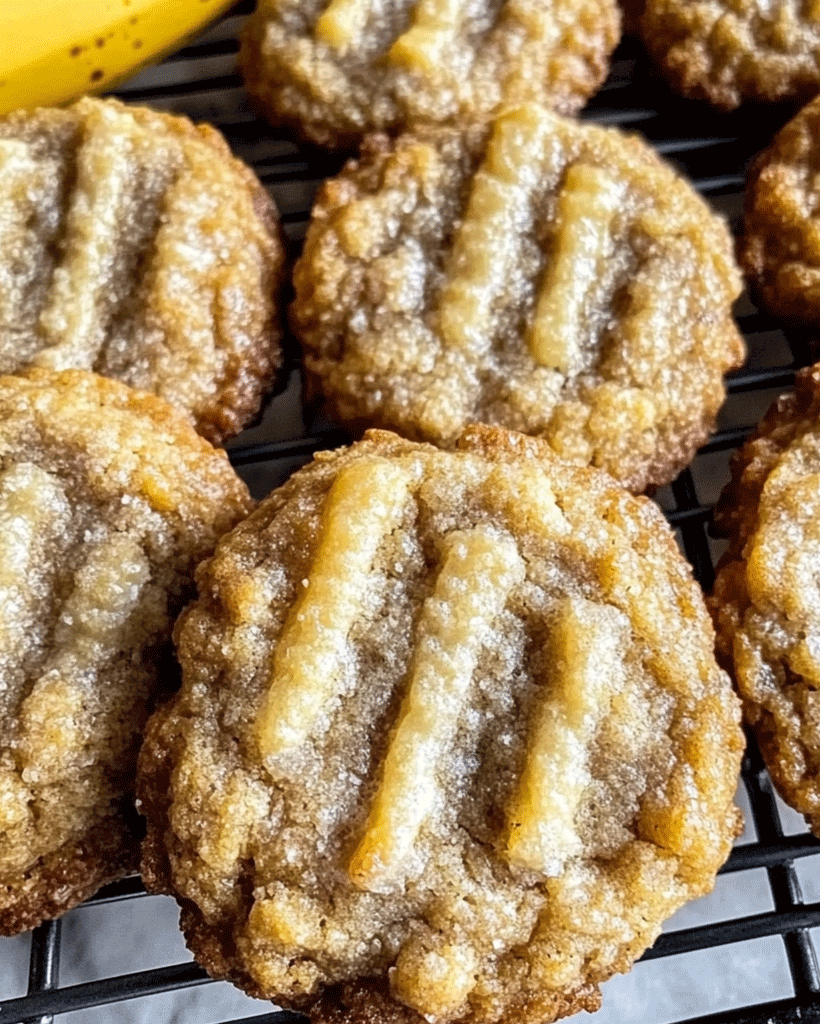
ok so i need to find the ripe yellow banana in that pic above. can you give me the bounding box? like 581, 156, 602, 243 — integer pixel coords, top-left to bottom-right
0, 0, 238, 115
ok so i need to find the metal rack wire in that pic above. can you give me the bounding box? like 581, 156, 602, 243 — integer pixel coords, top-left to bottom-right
3, 4, 820, 1023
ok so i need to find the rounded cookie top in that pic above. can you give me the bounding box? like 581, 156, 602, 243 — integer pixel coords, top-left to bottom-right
0, 369, 252, 935
292, 104, 745, 493
0, 97, 286, 445
712, 363, 820, 836
139, 426, 743, 1024
239, 0, 621, 148
740, 94, 820, 325
640, 0, 820, 109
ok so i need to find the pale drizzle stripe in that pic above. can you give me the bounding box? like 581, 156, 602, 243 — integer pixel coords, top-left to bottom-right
438, 103, 553, 357
349, 527, 524, 891
256, 457, 417, 759
0, 464, 70, 658
507, 595, 629, 875
529, 163, 625, 374
34, 102, 141, 370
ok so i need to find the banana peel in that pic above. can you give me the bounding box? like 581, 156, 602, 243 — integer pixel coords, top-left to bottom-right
0, 0, 238, 115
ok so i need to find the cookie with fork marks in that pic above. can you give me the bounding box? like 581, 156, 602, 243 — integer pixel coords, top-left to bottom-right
292, 103, 745, 493
139, 425, 743, 1024
240, 0, 621, 147
0, 97, 285, 444
0, 369, 252, 935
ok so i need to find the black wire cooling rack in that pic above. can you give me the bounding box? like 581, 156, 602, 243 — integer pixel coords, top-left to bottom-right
4, 3, 820, 1023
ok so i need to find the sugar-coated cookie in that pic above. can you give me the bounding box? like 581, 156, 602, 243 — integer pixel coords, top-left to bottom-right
741, 94, 820, 327
140, 426, 743, 1024
293, 105, 744, 493
240, 0, 621, 147
713, 363, 820, 836
641, 1, 820, 109
0, 97, 285, 444
0, 369, 252, 934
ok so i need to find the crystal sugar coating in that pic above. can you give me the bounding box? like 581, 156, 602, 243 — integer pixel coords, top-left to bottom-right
740, 94, 820, 326
239, 0, 621, 148
0, 97, 286, 444
712, 363, 820, 836
292, 104, 745, 493
138, 425, 743, 1024
640, 0, 820, 109
0, 369, 252, 935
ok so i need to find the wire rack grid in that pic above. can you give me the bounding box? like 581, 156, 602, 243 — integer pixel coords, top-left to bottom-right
3, 3, 820, 1023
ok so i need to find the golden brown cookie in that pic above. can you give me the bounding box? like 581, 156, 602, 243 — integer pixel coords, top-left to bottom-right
139, 425, 743, 1024
292, 104, 745, 493
0, 369, 252, 935
0, 97, 286, 445
640, 0, 820, 109
240, 0, 621, 148
713, 362, 820, 836
740, 94, 820, 326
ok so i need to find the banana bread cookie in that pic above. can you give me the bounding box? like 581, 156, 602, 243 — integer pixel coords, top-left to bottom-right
292, 104, 745, 493
0, 369, 252, 935
139, 425, 743, 1024
713, 362, 820, 836
240, 0, 621, 148
0, 97, 285, 444
740, 93, 820, 326
640, 0, 820, 109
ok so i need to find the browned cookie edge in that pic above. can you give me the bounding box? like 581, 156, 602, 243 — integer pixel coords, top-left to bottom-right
711, 363, 820, 832
0, 810, 139, 936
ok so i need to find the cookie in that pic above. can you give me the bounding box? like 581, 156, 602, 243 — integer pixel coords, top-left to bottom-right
139, 425, 743, 1024
640, 0, 820, 109
240, 0, 621, 148
0, 97, 286, 445
0, 369, 252, 935
712, 362, 820, 836
292, 104, 745, 493
740, 94, 820, 327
